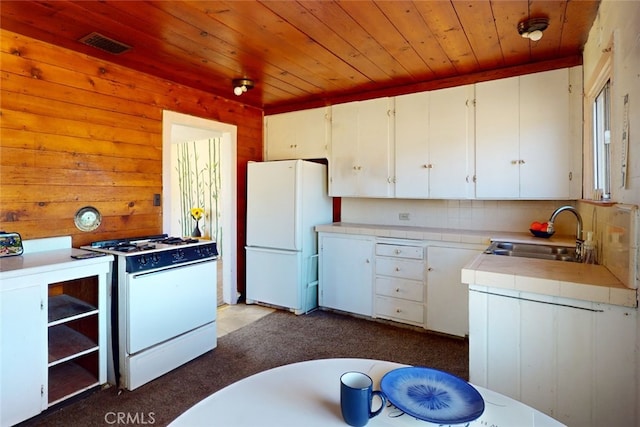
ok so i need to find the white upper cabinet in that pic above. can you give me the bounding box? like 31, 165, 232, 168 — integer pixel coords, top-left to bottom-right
475, 68, 581, 199
329, 98, 394, 197
395, 91, 429, 198
264, 107, 331, 160
475, 76, 521, 198
520, 69, 572, 198
395, 85, 474, 199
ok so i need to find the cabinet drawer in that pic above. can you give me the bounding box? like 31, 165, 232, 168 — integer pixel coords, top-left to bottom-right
375, 277, 423, 302
376, 244, 423, 259
375, 296, 424, 325
375, 257, 424, 280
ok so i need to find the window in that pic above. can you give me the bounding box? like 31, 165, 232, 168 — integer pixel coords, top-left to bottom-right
593, 80, 611, 199
584, 39, 613, 201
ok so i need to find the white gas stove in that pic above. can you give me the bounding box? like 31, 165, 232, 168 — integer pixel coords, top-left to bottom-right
83, 234, 218, 390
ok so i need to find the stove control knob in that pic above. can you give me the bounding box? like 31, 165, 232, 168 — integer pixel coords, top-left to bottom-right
139, 255, 147, 265
173, 249, 185, 261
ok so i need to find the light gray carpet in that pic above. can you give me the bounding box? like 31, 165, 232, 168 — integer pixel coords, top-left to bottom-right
22, 309, 468, 426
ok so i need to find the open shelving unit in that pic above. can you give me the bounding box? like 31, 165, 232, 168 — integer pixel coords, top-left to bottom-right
47, 277, 100, 405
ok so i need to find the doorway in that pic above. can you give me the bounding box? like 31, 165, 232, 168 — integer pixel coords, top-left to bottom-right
162, 111, 238, 306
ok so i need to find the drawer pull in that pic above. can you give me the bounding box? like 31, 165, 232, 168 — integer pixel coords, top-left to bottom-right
395, 249, 401, 254
395, 288, 400, 293
396, 308, 402, 313
395, 267, 400, 272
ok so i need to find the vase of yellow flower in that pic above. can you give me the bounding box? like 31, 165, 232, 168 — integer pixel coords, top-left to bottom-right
190, 207, 204, 238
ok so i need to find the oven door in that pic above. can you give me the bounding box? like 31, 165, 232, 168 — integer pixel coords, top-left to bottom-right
124, 259, 216, 354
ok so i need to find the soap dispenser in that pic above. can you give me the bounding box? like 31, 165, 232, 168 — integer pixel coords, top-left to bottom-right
582, 231, 597, 264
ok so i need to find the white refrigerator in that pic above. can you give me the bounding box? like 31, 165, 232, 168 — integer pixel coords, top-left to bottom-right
245, 160, 332, 314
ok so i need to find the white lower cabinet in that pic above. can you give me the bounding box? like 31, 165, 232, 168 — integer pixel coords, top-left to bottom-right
318, 233, 374, 316
469, 287, 637, 426
374, 242, 426, 327
319, 233, 480, 336
426, 246, 480, 337
1, 282, 47, 427
0, 252, 110, 426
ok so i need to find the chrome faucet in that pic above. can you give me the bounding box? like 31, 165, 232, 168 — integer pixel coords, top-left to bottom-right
547, 206, 583, 261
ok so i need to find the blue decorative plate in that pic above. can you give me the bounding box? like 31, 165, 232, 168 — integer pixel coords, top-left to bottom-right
380, 367, 484, 424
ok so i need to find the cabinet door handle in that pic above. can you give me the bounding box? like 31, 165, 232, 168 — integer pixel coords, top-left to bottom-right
395, 288, 400, 293
511, 160, 518, 165
395, 267, 400, 272
396, 308, 402, 313
394, 249, 401, 254
519, 159, 526, 164
427, 267, 433, 271
366, 259, 370, 263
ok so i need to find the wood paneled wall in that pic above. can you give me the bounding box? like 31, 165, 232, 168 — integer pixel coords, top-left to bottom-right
0, 29, 263, 291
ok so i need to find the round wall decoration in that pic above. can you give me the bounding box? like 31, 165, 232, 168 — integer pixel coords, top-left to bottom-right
74, 206, 102, 232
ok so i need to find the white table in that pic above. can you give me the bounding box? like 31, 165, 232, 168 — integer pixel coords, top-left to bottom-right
169, 358, 565, 427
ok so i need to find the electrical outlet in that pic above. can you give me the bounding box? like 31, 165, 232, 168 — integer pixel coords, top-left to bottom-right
153, 194, 161, 206
399, 212, 410, 221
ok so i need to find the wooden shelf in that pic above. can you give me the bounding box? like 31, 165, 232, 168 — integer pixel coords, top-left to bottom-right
48, 359, 98, 405
48, 324, 98, 365
47, 285, 101, 406
579, 198, 617, 207
48, 294, 97, 325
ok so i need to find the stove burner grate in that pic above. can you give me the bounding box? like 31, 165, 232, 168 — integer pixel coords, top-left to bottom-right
150, 236, 200, 245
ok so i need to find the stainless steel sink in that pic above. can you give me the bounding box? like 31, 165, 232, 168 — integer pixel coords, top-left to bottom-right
484, 241, 578, 262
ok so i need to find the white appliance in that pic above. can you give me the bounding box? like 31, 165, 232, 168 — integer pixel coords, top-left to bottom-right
245, 160, 332, 314
83, 235, 218, 390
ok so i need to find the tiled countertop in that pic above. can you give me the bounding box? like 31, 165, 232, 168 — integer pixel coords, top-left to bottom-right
462, 253, 637, 307
316, 222, 637, 308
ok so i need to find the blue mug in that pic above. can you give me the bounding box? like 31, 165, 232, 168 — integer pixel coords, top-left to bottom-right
340, 372, 386, 427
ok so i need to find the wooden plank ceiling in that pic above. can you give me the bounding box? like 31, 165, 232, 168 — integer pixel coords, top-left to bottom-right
0, 0, 600, 113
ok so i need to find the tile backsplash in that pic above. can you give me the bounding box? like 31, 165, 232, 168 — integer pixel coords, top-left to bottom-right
578, 201, 639, 289
341, 199, 582, 235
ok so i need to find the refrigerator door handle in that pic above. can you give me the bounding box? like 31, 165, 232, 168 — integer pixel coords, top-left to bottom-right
245, 246, 299, 255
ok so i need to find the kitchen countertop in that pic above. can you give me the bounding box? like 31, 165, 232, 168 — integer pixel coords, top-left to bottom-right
0, 248, 113, 282
316, 222, 637, 308
462, 253, 636, 308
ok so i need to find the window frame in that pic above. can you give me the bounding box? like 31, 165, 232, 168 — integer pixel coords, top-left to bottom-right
584, 42, 613, 201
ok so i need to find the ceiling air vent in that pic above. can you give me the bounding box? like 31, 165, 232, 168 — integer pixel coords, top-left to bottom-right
78, 32, 131, 55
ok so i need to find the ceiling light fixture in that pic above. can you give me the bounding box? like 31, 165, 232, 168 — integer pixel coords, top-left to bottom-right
233, 78, 254, 96
517, 17, 549, 42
